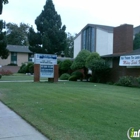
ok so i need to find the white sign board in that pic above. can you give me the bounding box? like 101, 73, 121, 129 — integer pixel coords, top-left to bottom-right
119, 55, 140, 66
40, 65, 54, 78
34, 54, 57, 65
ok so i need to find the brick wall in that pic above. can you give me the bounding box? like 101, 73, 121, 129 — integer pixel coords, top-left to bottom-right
113, 24, 133, 54
0, 66, 20, 73
107, 58, 140, 82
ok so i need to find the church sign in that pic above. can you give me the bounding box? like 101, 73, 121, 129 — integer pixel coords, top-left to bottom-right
34, 54, 57, 78
119, 55, 140, 66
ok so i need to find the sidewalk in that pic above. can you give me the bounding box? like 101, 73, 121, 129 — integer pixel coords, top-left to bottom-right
0, 102, 49, 140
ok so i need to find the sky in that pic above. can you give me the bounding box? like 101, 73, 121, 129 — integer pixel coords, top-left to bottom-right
0, 0, 140, 35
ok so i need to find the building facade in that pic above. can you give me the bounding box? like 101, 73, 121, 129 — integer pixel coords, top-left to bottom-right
0, 45, 33, 66
74, 24, 140, 58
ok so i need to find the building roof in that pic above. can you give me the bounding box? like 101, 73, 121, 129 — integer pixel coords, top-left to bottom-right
74, 24, 140, 40
102, 48, 140, 58
7, 45, 32, 53
83, 24, 114, 32
74, 24, 114, 40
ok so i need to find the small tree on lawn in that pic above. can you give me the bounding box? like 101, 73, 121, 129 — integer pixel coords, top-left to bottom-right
71, 50, 91, 78
28, 0, 67, 55
86, 52, 110, 83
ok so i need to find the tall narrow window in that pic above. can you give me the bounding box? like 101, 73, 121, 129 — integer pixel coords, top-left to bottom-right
11, 52, 17, 64
82, 27, 95, 52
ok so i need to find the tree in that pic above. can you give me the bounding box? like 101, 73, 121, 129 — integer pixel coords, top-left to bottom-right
0, 0, 8, 14
71, 50, 91, 70
6, 22, 30, 46
0, 20, 9, 59
133, 32, 140, 50
28, 0, 67, 54
86, 52, 110, 83
64, 33, 74, 58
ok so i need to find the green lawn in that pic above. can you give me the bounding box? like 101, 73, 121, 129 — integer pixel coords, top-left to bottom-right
0, 74, 47, 81
0, 80, 139, 140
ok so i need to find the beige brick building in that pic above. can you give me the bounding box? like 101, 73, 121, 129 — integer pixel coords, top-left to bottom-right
0, 45, 33, 66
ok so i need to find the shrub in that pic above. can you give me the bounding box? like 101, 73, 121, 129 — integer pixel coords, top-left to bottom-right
0, 74, 2, 79
7, 63, 17, 66
60, 60, 73, 71
18, 62, 34, 74
59, 60, 73, 75
71, 71, 83, 81
60, 73, 70, 80
0, 70, 13, 75
71, 50, 91, 70
26, 62, 34, 73
69, 75, 77, 81
137, 76, 140, 85
116, 76, 134, 87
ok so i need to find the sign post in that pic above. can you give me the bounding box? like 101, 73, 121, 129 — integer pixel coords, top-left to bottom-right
34, 54, 58, 82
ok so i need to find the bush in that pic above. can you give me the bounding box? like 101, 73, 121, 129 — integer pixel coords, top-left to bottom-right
69, 75, 77, 81
71, 71, 83, 81
0, 70, 13, 75
60, 73, 70, 80
71, 50, 91, 70
137, 76, 140, 85
0, 74, 2, 79
26, 62, 34, 73
116, 76, 134, 87
18, 63, 27, 73
59, 60, 73, 75
60, 60, 73, 71
7, 63, 17, 66
18, 62, 34, 74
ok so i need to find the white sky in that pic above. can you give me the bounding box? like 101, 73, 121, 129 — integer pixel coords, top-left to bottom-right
0, 0, 140, 34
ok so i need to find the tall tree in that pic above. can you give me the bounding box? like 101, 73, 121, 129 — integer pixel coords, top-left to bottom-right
28, 0, 67, 54
6, 22, 30, 46
0, 0, 8, 14
0, 20, 9, 59
64, 33, 74, 58
133, 32, 140, 50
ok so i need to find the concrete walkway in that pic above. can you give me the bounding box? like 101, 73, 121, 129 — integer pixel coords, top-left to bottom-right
0, 102, 49, 140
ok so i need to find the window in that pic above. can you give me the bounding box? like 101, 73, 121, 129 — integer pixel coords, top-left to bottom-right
28, 54, 33, 62
82, 27, 95, 52
11, 52, 17, 64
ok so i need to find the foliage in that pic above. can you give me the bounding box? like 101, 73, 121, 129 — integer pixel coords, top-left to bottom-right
7, 63, 17, 66
18, 62, 34, 74
58, 59, 73, 75
0, 20, 9, 59
60, 59, 73, 71
71, 50, 91, 70
85, 52, 100, 69
18, 63, 27, 73
89, 59, 110, 82
59, 73, 70, 80
86, 52, 110, 83
116, 76, 134, 87
0, 74, 2, 79
0, 0, 8, 15
64, 33, 74, 58
6, 22, 30, 46
137, 76, 140, 85
133, 32, 140, 50
28, 0, 67, 55
71, 70, 83, 81
0, 69, 13, 75
68, 75, 77, 81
